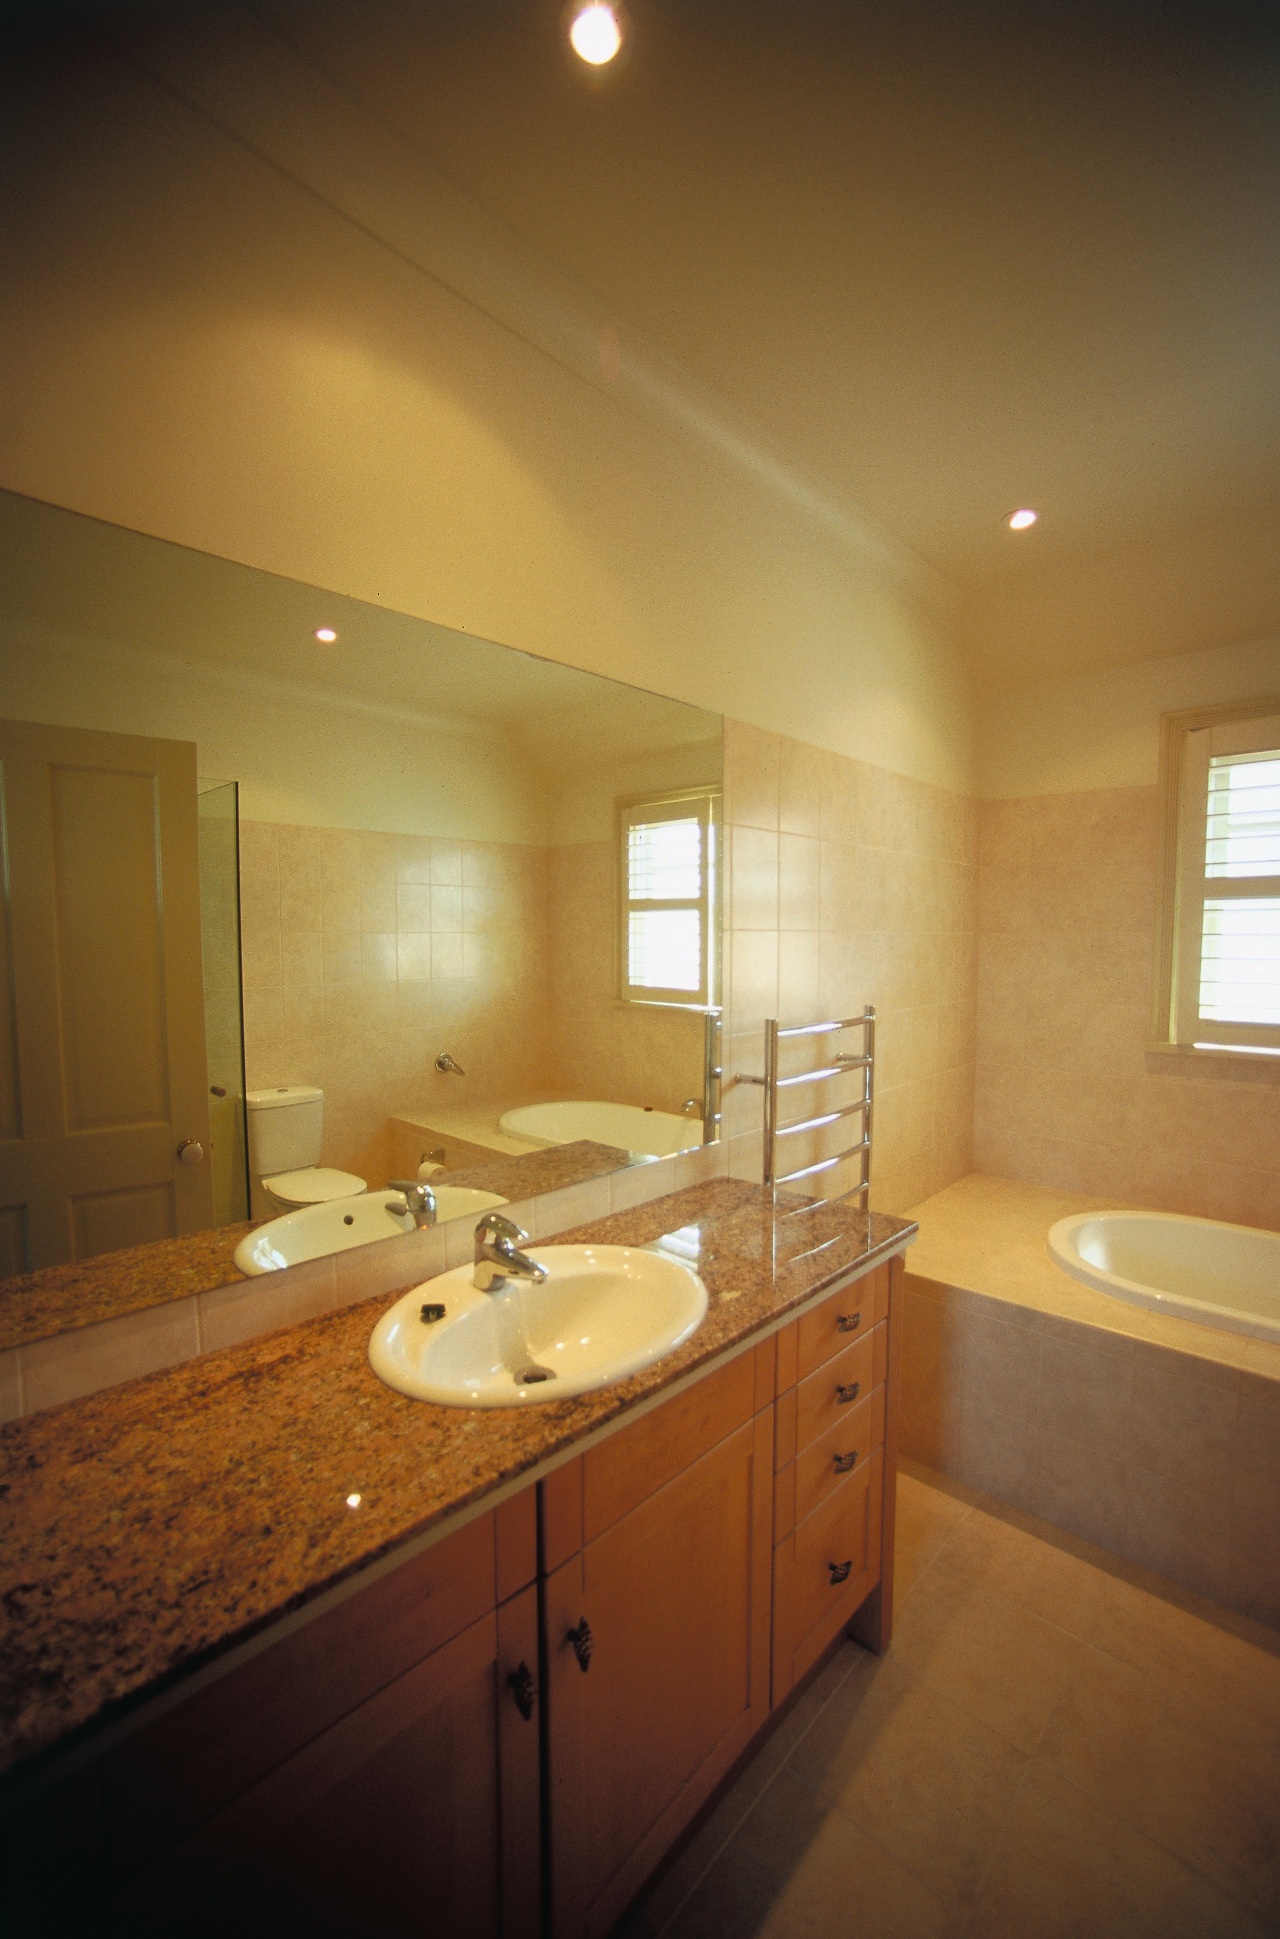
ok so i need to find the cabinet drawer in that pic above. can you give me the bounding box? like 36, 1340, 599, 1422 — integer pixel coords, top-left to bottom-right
795, 1265, 889, 1381
794, 1322, 886, 1453
790, 1450, 883, 1652
792, 1386, 885, 1530
582, 1352, 756, 1541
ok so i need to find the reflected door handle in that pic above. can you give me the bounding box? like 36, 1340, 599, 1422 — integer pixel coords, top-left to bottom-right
176, 1139, 205, 1166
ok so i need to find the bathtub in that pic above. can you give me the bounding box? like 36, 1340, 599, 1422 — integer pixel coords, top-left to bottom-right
1048, 1209, 1280, 1345
498, 1100, 702, 1160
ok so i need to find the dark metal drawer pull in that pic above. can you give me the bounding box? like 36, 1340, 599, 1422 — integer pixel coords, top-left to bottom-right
828, 1560, 853, 1585
835, 1381, 860, 1405
567, 1618, 593, 1673
836, 1311, 862, 1333
833, 1450, 858, 1474
507, 1661, 537, 1720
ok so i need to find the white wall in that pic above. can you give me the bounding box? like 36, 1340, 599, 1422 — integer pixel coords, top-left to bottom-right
978, 635, 1280, 799
0, 617, 551, 842
0, 17, 973, 796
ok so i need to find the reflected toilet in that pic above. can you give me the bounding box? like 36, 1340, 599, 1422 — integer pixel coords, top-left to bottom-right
245, 1085, 366, 1219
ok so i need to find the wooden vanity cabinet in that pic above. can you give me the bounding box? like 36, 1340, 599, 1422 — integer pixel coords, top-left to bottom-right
770, 1256, 903, 1701
540, 1346, 775, 1939
2, 1495, 542, 1939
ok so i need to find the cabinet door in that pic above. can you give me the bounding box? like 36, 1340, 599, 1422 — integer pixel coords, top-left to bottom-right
546, 1410, 772, 1939
105, 1593, 541, 1939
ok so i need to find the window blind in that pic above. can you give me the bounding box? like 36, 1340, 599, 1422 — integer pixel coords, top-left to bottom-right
1199, 750, 1280, 1027
618, 790, 719, 1007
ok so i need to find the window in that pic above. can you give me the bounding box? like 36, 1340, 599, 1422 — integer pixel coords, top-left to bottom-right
618, 788, 720, 1007
1158, 701, 1280, 1054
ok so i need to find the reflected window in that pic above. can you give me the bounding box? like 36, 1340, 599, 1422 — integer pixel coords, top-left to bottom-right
618, 789, 720, 1009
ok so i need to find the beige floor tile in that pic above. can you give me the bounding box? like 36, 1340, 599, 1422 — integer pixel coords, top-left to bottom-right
665, 1766, 957, 1939
968, 1763, 1271, 1939
892, 1555, 1087, 1753
640, 1644, 871, 1929
789, 1654, 1029, 1907
893, 1463, 973, 1602
1036, 1644, 1280, 1922
936, 1497, 1112, 1641
1086, 1567, 1280, 1743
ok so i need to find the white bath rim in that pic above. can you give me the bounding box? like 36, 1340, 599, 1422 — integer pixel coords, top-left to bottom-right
498, 1099, 703, 1160
1047, 1209, 1280, 1345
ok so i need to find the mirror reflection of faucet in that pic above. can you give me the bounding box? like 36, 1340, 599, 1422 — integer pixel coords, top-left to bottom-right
385, 1180, 437, 1228
434, 1051, 466, 1076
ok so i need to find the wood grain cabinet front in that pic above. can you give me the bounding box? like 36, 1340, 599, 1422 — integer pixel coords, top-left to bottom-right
1, 1496, 542, 1939
542, 1361, 773, 1939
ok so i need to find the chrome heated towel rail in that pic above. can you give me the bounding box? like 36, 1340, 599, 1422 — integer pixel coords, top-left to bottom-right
737, 1008, 875, 1199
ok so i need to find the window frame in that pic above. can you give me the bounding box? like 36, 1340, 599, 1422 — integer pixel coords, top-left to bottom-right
616, 786, 721, 1009
1154, 696, 1280, 1057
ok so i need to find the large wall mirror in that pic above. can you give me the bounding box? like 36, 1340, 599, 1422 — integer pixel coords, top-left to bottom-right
0, 487, 722, 1312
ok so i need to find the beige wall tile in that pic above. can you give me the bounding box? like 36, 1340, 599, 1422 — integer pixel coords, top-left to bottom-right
198, 1257, 338, 1352
21, 1298, 200, 1413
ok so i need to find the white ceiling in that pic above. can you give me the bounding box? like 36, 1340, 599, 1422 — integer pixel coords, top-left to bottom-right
251, 0, 1280, 620
0, 489, 720, 773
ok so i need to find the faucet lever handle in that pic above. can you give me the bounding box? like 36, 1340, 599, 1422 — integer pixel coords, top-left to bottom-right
476, 1211, 528, 1250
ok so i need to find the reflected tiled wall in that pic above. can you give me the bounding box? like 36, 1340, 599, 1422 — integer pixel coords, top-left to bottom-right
721, 720, 979, 1213
975, 786, 1280, 1230
548, 839, 707, 1117
237, 822, 552, 1186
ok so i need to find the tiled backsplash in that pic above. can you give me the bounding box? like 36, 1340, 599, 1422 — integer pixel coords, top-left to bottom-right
0, 1139, 728, 1420
975, 786, 1280, 1230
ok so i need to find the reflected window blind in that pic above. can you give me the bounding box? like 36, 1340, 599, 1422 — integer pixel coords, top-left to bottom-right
1199, 749, 1280, 1027
619, 791, 718, 1006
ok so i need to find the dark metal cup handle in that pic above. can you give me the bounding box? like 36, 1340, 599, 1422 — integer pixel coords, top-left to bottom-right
828, 1560, 853, 1585
507, 1662, 537, 1720
835, 1382, 860, 1405
567, 1618, 593, 1672
836, 1312, 862, 1333
833, 1451, 858, 1474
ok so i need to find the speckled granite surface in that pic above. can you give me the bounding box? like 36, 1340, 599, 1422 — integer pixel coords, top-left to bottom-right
0, 1224, 254, 1352
0, 1144, 644, 1353
0, 1180, 913, 1785
443, 1138, 640, 1198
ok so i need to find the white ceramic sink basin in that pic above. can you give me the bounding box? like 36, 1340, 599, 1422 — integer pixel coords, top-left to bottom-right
368, 1243, 708, 1406
234, 1186, 508, 1276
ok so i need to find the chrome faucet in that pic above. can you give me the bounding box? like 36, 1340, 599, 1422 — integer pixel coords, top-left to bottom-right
386, 1180, 437, 1227
473, 1213, 548, 1293
434, 1051, 466, 1076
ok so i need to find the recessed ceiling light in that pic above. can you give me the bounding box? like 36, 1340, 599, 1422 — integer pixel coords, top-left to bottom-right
313, 626, 338, 643
569, 2, 623, 65
1006, 509, 1038, 531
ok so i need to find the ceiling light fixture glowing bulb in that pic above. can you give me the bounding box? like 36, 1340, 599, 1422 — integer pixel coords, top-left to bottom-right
569, 3, 622, 65
1006, 509, 1038, 531
313, 626, 338, 643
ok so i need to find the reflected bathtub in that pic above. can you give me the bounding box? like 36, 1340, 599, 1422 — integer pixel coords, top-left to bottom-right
1048, 1209, 1280, 1345
498, 1100, 702, 1160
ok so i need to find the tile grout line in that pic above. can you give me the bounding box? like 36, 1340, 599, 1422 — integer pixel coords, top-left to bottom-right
646, 1647, 872, 1934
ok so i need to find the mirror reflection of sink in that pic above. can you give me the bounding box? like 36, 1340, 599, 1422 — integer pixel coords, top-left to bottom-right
368, 1243, 708, 1407
234, 1186, 508, 1276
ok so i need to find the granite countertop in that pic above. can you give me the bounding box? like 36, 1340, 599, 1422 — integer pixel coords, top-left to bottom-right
0, 1180, 915, 1787
0, 1142, 643, 1353
0, 1224, 255, 1352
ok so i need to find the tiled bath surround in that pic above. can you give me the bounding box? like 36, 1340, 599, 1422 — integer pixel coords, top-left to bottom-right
899, 1176, 1280, 1629
976, 785, 1280, 1231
